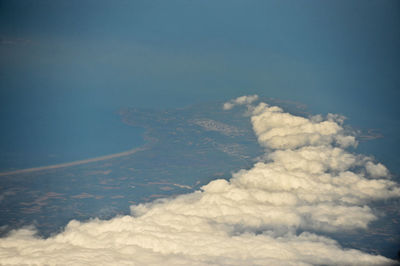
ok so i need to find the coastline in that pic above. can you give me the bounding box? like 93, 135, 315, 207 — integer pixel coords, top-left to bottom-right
0, 146, 146, 177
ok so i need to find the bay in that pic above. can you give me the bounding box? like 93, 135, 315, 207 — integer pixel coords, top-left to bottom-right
0, 104, 144, 171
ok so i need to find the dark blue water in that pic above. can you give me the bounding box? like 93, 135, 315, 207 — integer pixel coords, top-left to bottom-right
0, 103, 144, 171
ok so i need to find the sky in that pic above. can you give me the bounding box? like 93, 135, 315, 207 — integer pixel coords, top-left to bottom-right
1, 0, 399, 170
1, 0, 399, 110
0, 1, 400, 264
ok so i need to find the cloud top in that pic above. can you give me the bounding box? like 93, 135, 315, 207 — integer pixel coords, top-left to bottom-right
0, 97, 398, 265
223, 95, 259, 110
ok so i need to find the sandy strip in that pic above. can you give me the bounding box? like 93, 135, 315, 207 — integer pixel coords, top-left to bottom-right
0, 147, 146, 177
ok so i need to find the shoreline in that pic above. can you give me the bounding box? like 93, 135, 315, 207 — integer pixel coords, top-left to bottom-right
0, 146, 146, 177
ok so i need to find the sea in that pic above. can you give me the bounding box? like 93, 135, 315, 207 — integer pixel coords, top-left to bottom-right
0, 103, 144, 172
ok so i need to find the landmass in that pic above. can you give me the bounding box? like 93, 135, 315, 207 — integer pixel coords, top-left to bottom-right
0, 99, 398, 259
0, 147, 146, 177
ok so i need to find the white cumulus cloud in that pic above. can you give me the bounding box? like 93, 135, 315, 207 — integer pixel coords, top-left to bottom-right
223, 95, 259, 110
0, 97, 399, 265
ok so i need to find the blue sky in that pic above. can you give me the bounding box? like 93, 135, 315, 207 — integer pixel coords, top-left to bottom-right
0, 0, 399, 169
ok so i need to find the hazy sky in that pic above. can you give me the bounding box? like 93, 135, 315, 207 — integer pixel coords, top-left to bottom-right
1, 0, 399, 111
1, 0, 399, 170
